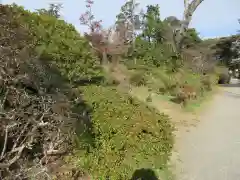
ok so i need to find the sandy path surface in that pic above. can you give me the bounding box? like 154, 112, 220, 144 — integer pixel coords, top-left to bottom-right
176, 78, 240, 180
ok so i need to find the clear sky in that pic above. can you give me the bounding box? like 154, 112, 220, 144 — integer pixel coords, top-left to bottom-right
3, 0, 240, 38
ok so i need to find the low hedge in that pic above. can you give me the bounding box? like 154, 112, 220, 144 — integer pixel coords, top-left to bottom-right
74, 85, 174, 179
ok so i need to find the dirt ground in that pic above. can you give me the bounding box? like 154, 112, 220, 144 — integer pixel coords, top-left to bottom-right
172, 78, 240, 180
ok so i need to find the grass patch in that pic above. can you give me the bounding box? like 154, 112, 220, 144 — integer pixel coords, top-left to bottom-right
72, 85, 174, 179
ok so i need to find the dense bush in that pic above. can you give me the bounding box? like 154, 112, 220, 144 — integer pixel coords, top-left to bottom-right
73, 85, 174, 179
133, 67, 217, 105
128, 37, 181, 71
10, 4, 102, 82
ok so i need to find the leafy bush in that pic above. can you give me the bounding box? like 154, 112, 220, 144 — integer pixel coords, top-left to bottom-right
10, 4, 102, 82
140, 67, 217, 103
129, 38, 180, 71
74, 85, 174, 179
157, 71, 179, 94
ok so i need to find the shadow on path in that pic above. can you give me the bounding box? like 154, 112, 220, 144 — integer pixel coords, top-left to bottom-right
131, 168, 158, 180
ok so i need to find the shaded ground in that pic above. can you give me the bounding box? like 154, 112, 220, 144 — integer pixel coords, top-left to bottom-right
175, 78, 240, 180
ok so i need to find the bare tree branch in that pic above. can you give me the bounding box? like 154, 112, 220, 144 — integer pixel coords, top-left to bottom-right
0, 145, 25, 169
0, 123, 18, 160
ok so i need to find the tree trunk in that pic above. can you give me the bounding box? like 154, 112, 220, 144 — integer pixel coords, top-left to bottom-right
175, 0, 205, 52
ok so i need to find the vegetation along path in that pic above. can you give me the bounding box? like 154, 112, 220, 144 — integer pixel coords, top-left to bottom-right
176, 78, 240, 180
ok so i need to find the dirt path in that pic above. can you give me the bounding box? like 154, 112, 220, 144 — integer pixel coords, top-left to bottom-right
175, 79, 240, 180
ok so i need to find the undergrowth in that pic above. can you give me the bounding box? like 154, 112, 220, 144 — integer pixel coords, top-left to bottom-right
127, 64, 218, 107
10, 3, 102, 82
71, 85, 174, 179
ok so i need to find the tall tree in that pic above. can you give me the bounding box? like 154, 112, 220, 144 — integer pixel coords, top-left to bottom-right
213, 36, 239, 66
80, 0, 132, 67
115, 0, 141, 43
182, 28, 202, 48
174, 0, 205, 52
142, 5, 164, 44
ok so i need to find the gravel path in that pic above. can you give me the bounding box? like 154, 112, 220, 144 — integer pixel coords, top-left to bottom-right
176, 78, 240, 180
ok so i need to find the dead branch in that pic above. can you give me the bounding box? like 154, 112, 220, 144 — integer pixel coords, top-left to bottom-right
0, 145, 25, 169
0, 123, 18, 160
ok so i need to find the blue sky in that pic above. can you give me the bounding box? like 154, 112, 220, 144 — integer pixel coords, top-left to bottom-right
3, 0, 240, 38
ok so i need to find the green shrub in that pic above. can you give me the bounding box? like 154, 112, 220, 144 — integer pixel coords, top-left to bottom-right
143, 67, 217, 101
75, 85, 174, 179
148, 70, 179, 95
10, 4, 102, 82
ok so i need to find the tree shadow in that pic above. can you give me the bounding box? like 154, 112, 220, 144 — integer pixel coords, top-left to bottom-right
170, 97, 182, 104
131, 168, 159, 180
72, 76, 105, 87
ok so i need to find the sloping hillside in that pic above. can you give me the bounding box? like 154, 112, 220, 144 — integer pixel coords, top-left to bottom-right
0, 4, 174, 180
